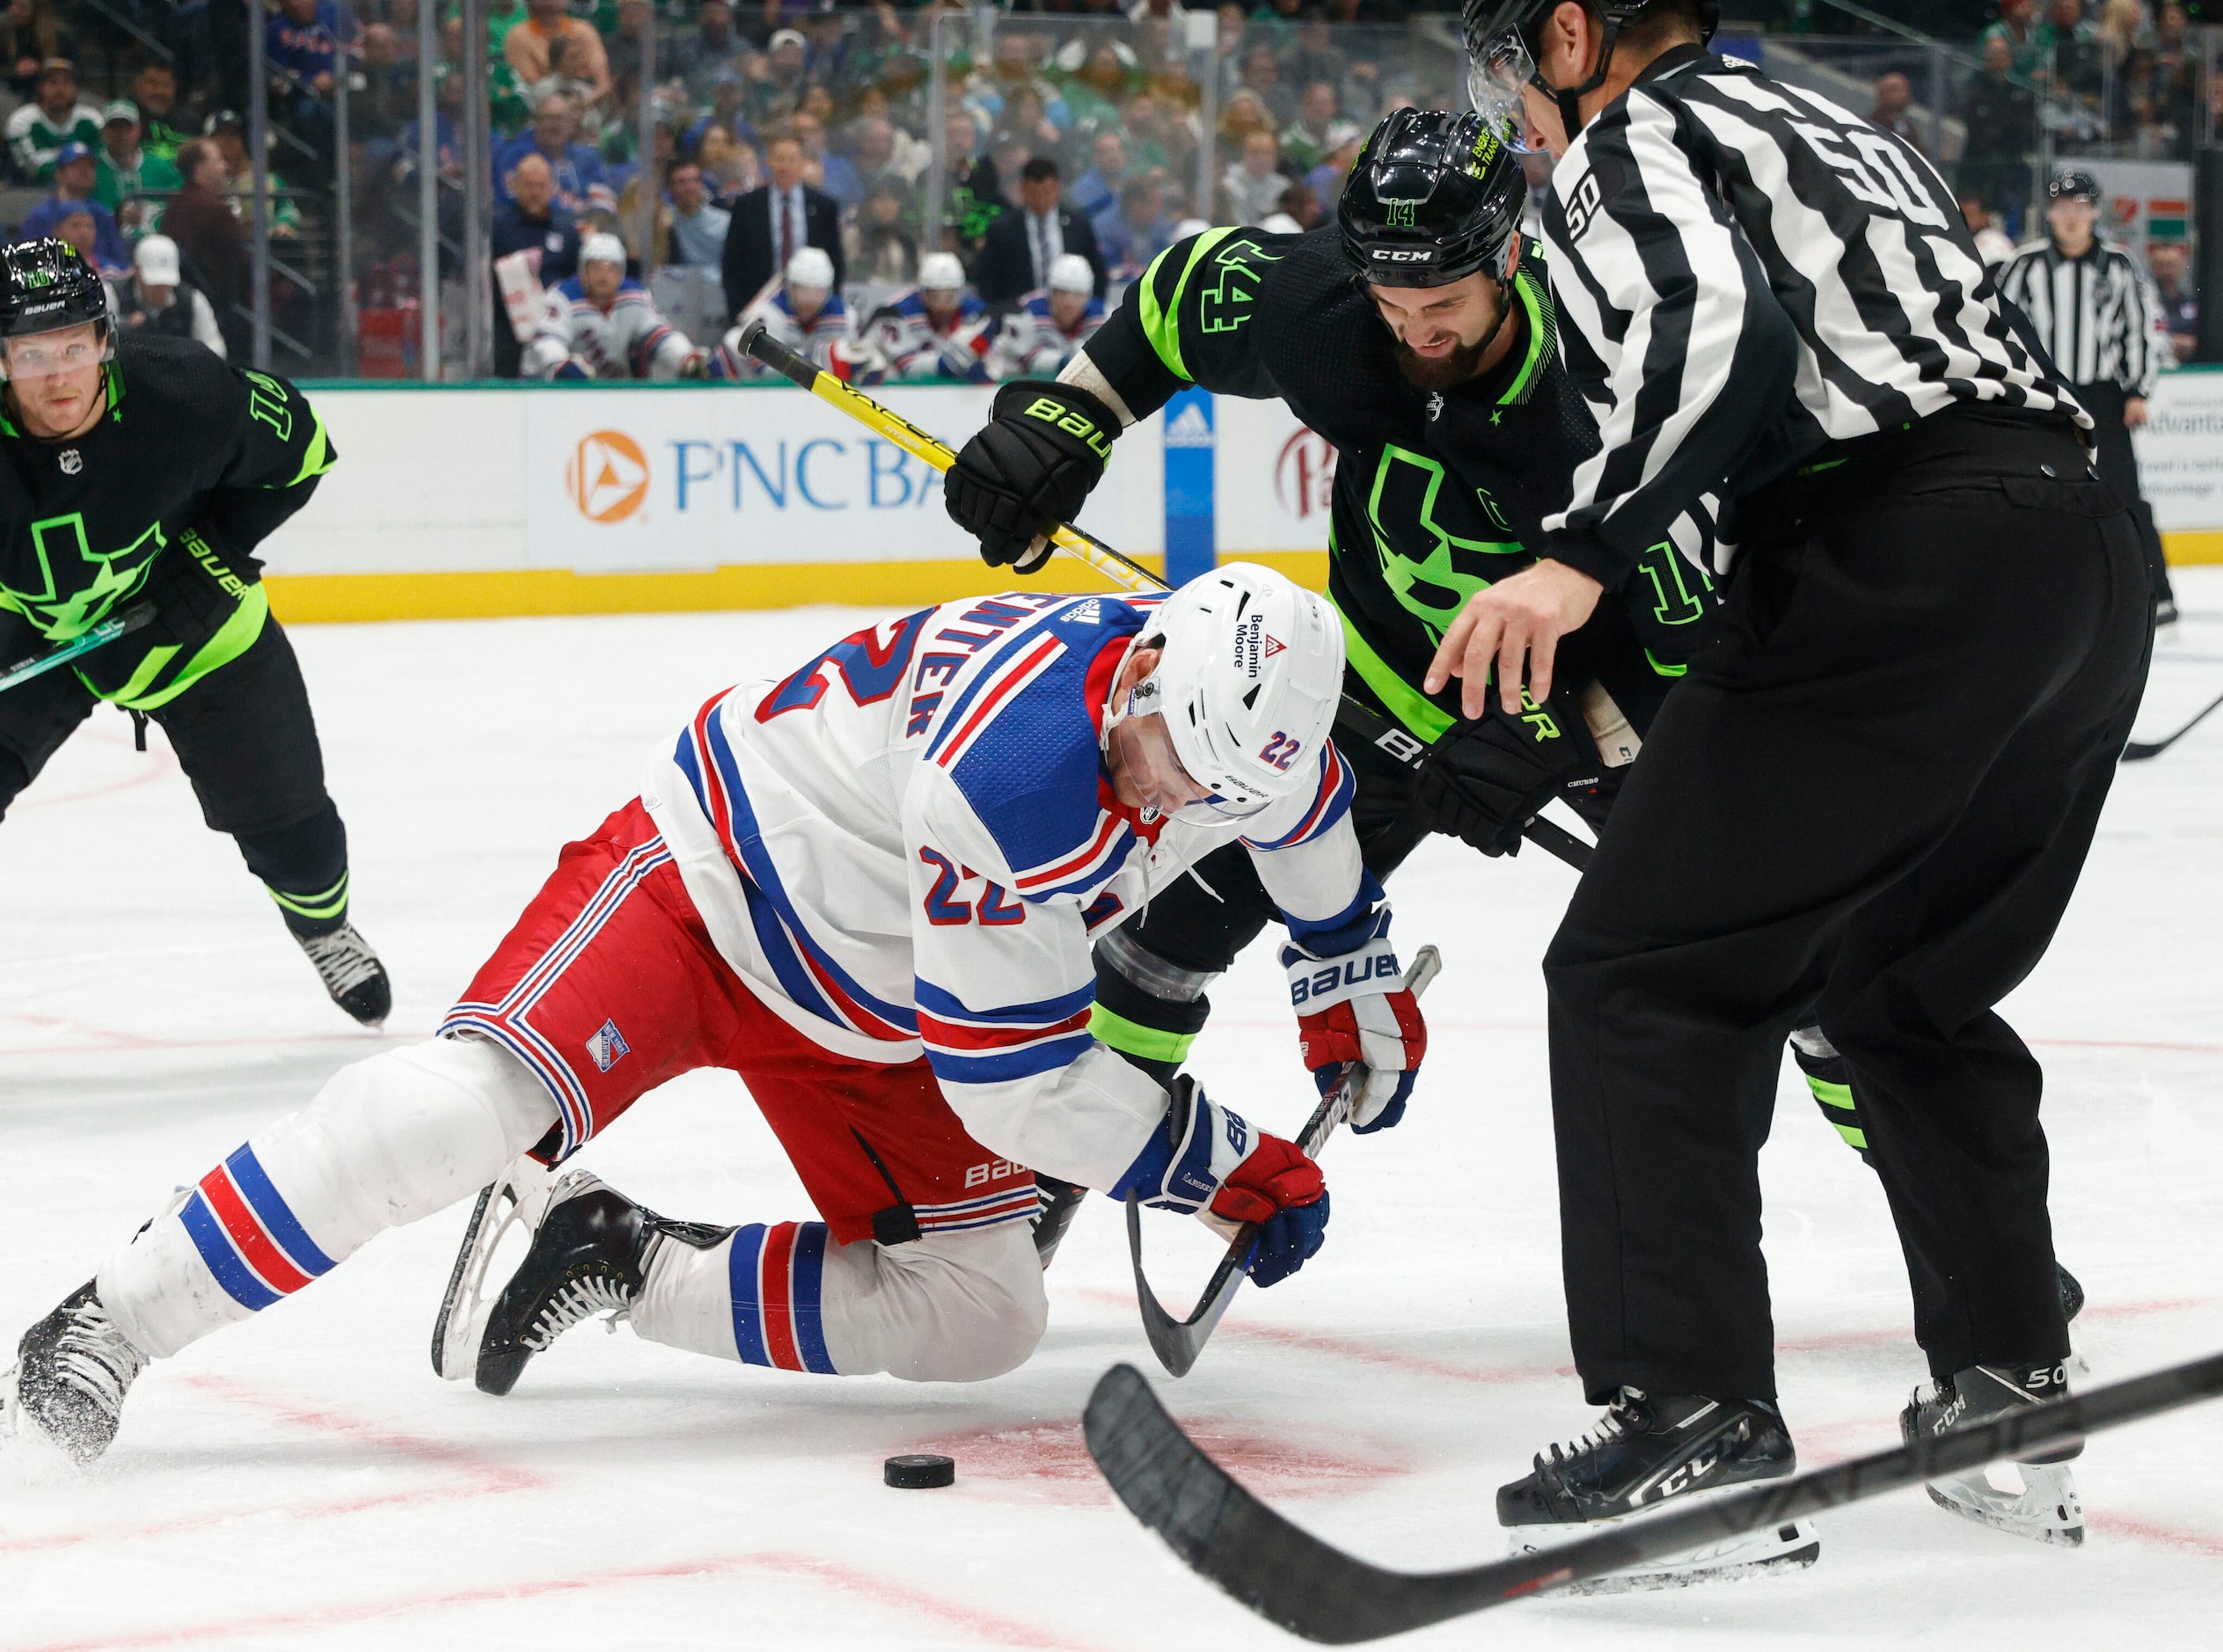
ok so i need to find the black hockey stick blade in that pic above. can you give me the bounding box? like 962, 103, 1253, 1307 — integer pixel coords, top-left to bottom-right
2122, 684, 2223, 761
1086, 1350, 2223, 1644
1130, 947, 1442, 1378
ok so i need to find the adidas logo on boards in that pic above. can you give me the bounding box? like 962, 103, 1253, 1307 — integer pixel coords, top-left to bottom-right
1164, 404, 1213, 448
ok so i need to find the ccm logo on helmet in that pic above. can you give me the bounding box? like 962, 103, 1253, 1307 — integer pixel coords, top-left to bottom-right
1289, 953, 1403, 1005
1371, 248, 1436, 263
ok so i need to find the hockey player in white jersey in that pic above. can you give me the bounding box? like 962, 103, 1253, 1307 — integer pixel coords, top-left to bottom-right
523, 232, 728, 382
863, 251, 994, 383
990, 253, 1107, 379
730, 246, 867, 382
4, 564, 1428, 1460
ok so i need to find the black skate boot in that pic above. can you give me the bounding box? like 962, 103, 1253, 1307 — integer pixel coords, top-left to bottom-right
4, 1282, 149, 1466
1497, 1389, 1819, 1590
297, 922, 392, 1027
1902, 1361, 2083, 1546
474, 1173, 728, 1396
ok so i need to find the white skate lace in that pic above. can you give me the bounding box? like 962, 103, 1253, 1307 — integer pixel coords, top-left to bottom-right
524, 1276, 634, 1351
55, 1300, 146, 1415
300, 925, 383, 999
1542, 1388, 1647, 1467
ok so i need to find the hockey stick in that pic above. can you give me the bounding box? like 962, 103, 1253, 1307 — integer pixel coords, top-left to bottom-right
1129, 944, 1444, 1378
0, 602, 155, 695
2122, 685, 2223, 761
735, 321, 1593, 874
1085, 1349, 2223, 1644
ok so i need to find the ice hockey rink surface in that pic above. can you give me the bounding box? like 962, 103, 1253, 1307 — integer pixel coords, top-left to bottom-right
6, 578, 2223, 1650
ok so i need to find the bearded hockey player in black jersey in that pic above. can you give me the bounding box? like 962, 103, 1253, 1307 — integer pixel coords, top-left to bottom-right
0, 239, 387, 1024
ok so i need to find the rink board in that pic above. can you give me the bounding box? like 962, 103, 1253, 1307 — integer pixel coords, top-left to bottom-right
254, 371, 2223, 625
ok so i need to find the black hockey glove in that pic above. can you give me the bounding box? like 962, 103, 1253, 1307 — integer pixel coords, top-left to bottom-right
1411, 692, 1602, 858
73, 527, 256, 699
944, 380, 1118, 573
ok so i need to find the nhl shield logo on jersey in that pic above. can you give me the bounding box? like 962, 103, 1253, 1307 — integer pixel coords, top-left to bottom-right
585, 1018, 631, 1073
58, 448, 81, 474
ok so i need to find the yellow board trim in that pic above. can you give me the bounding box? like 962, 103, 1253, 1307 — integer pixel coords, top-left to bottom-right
264, 553, 1330, 625
2164, 531, 2223, 565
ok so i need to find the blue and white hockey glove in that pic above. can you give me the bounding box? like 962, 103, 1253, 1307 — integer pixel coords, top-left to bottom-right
1281, 908, 1428, 1134
1112, 1077, 1329, 1288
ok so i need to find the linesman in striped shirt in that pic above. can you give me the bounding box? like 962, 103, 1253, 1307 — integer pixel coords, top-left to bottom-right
1444, 0, 2152, 1576
2000, 172, 2178, 625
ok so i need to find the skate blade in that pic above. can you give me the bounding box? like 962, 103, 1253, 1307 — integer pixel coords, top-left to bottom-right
0, 1363, 85, 1480
431, 1156, 554, 1380
1508, 1505, 1822, 1592
1926, 1460, 2083, 1547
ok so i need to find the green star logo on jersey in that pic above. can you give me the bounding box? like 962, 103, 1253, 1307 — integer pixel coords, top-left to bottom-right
0, 513, 165, 641
1365, 446, 1527, 639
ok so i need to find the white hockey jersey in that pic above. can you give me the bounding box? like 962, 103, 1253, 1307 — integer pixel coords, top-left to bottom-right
639, 591, 1368, 1193
991, 290, 1108, 378
745, 287, 860, 378
523, 274, 698, 380
861, 289, 994, 383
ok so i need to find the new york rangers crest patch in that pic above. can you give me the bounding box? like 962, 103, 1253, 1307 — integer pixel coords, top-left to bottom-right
585, 1019, 631, 1073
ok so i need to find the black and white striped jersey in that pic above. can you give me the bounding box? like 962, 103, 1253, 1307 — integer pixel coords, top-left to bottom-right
1997, 238, 2166, 397
1535, 46, 2088, 586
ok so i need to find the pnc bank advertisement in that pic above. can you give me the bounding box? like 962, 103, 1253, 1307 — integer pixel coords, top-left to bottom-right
525, 386, 1164, 574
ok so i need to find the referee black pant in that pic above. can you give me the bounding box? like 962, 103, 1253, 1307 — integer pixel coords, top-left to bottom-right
2075, 380, 2175, 610
1544, 411, 2151, 1404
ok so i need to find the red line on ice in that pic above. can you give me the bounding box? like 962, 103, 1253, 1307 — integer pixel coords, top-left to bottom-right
6, 1551, 1109, 1652
2088, 1511, 2223, 1558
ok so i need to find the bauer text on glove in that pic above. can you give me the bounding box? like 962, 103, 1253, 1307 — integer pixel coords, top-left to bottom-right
943, 380, 1117, 572
1281, 907, 1427, 1132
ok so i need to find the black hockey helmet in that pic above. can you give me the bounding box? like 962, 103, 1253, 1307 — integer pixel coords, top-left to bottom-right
0, 238, 112, 374
1462, 0, 1718, 143
1338, 108, 1525, 289
2048, 170, 2102, 203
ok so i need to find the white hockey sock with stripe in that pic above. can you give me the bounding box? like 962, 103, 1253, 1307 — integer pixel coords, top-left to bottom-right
99, 1037, 559, 1360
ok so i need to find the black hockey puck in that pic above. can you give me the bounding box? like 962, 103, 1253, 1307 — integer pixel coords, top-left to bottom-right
883, 1452, 955, 1489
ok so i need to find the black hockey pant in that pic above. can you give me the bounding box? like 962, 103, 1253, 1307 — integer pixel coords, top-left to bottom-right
2078, 379, 2175, 610
1545, 414, 2152, 1404
0, 618, 355, 938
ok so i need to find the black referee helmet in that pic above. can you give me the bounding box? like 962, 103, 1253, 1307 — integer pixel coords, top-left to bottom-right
2048, 171, 2102, 203
1338, 108, 1526, 289
1462, 0, 1719, 141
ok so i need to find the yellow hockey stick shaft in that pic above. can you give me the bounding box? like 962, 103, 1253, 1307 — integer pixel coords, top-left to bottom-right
734, 318, 1168, 596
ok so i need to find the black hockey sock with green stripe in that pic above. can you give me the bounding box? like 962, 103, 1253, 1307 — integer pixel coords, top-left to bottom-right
1090, 928, 1218, 1088
236, 804, 352, 939
1789, 1023, 1872, 1166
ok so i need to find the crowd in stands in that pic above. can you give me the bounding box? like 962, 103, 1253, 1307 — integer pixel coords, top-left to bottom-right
0, 0, 2205, 376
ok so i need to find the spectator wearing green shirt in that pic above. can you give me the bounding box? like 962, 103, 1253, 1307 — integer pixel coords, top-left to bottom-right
6, 57, 100, 181
1981, 0, 2049, 82
92, 100, 181, 232
132, 62, 186, 162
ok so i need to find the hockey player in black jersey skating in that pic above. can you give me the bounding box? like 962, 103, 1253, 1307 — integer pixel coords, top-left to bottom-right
1450, 0, 2151, 1569
0, 239, 387, 1024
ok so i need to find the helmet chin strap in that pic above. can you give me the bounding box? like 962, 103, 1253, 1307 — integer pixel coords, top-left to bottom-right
1538, 18, 1620, 146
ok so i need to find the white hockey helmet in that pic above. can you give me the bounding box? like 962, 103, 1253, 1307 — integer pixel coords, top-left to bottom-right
580, 232, 628, 268
918, 251, 966, 291
1048, 252, 1093, 294
785, 245, 835, 290
1115, 562, 1344, 822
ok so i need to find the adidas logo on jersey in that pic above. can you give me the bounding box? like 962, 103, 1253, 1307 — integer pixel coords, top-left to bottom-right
585, 1019, 632, 1073
1065, 598, 1103, 625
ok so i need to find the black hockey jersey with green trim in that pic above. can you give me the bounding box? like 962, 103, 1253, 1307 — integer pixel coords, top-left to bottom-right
1085, 224, 1715, 740
0, 333, 334, 710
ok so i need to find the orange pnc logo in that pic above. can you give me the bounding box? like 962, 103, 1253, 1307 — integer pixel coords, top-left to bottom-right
567, 429, 650, 523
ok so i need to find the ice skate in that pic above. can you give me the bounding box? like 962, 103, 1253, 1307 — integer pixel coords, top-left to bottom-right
3, 1282, 148, 1466
1903, 1363, 2084, 1546
297, 922, 391, 1027
1497, 1388, 1819, 1591
472, 1173, 729, 1396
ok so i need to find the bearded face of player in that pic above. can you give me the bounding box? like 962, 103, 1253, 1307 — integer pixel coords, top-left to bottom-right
3, 322, 107, 441
1368, 270, 1513, 393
